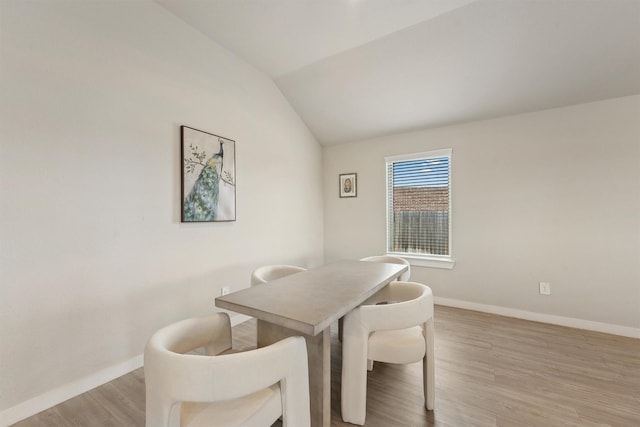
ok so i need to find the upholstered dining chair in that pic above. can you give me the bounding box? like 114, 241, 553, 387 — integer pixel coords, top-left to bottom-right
360, 255, 411, 281
144, 312, 310, 427
341, 281, 434, 425
250, 264, 306, 286
337, 255, 411, 342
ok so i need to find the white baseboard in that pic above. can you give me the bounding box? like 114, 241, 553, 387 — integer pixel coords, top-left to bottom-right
0, 314, 253, 427
0, 354, 144, 427
435, 296, 640, 339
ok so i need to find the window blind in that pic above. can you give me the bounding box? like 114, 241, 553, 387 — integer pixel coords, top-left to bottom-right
386, 152, 451, 256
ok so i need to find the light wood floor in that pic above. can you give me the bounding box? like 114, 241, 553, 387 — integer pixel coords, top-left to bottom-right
12, 306, 640, 427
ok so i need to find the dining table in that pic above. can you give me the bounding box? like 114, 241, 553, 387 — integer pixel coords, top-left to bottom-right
214, 259, 408, 427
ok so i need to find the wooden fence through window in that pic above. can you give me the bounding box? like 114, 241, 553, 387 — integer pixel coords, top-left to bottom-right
391, 211, 449, 255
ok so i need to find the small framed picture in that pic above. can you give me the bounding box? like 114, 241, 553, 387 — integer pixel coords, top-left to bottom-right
339, 173, 357, 198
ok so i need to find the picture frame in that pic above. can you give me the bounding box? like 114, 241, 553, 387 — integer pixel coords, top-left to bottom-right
339, 173, 357, 198
181, 126, 236, 222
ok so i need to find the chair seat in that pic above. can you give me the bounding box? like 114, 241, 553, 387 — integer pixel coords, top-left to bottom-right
182, 384, 282, 427
368, 326, 425, 364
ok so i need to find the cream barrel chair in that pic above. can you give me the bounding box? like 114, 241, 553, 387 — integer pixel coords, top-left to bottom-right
341, 281, 434, 425
144, 313, 310, 427
360, 255, 411, 281
338, 256, 411, 342
250, 265, 306, 286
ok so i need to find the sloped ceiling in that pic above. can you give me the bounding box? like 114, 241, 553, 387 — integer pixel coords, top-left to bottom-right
157, 0, 640, 145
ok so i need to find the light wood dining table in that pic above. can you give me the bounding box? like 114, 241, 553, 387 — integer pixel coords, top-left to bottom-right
214, 260, 408, 427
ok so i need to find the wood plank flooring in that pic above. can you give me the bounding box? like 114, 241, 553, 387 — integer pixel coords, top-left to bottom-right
12, 306, 640, 426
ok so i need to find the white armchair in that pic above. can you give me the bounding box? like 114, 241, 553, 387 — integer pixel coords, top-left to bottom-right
144, 313, 310, 427
337, 256, 411, 342
360, 255, 411, 281
250, 265, 306, 286
341, 281, 434, 425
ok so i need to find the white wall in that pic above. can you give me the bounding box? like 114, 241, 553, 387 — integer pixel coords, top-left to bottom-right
324, 96, 640, 331
0, 0, 323, 420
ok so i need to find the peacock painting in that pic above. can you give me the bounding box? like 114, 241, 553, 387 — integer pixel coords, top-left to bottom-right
181, 126, 236, 222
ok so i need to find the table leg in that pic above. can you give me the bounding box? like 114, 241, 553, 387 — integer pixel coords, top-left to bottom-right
257, 320, 331, 427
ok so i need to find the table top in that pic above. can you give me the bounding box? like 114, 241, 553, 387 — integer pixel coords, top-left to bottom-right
215, 260, 407, 336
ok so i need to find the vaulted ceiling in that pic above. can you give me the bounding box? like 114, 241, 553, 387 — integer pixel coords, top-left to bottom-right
157, 0, 640, 145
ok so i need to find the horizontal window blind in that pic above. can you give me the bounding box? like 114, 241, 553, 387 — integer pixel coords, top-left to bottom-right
387, 152, 451, 256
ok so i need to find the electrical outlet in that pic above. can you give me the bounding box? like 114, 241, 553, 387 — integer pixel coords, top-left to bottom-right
539, 282, 551, 295
221, 286, 230, 296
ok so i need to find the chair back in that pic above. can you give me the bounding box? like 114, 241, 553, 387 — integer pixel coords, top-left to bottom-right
358, 281, 433, 332
360, 255, 410, 281
251, 264, 306, 286
144, 313, 310, 427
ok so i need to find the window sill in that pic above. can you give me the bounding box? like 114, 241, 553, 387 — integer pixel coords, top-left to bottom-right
389, 253, 455, 270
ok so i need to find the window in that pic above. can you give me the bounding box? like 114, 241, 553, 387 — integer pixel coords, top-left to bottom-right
386, 149, 454, 269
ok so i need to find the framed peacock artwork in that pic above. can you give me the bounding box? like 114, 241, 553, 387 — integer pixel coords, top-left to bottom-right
181, 126, 236, 222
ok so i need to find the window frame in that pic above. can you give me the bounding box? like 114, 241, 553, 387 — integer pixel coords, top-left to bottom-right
385, 149, 455, 270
